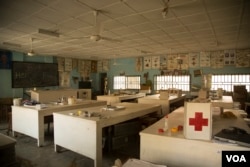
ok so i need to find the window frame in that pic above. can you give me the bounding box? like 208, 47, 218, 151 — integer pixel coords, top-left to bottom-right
211, 74, 250, 92
154, 74, 191, 91
113, 75, 141, 90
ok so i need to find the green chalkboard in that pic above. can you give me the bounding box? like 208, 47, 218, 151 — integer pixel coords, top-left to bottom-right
12, 61, 59, 88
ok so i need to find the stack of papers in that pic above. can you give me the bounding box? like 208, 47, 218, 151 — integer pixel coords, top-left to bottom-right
102, 106, 125, 111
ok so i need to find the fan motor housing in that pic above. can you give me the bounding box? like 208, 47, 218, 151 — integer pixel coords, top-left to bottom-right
90, 35, 101, 41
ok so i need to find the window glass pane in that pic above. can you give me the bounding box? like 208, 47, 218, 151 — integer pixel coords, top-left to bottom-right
154, 75, 190, 91
113, 76, 126, 90
127, 76, 140, 89
113, 75, 140, 90
211, 74, 250, 92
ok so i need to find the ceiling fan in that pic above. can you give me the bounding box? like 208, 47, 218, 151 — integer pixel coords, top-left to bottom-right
161, 0, 197, 18
78, 10, 121, 43
26, 38, 57, 56
27, 38, 35, 56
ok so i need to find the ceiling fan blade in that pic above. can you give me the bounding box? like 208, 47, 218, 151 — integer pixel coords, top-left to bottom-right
170, 0, 198, 9
71, 36, 90, 39
101, 36, 121, 43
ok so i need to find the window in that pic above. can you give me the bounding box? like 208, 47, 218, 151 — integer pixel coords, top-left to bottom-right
154, 75, 190, 91
113, 75, 140, 90
113, 76, 126, 90
126, 76, 140, 89
211, 74, 250, 92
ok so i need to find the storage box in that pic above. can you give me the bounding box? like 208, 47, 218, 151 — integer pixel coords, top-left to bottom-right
184, 102, 212, 141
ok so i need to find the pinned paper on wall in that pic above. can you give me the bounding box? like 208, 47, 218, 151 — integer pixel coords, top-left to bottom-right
144, 56, 152, 69
57, 57, 65, 71
151, 56, 160, 69
224, 50, 235, 65
200, 52, 211, 67
210, 51, 224, 68
189, 53, 199, 68
135, 57, 143, 71
235, 49, 250, 67
64, 58, 72, 71
167, 55, 178, 70
59, 72, 70, 87
78, 60, 85, 72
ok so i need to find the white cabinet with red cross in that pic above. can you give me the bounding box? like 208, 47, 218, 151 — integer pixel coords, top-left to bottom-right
184, 102, 212, 141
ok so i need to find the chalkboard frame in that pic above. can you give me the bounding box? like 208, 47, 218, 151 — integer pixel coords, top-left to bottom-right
12, 61, 59, 88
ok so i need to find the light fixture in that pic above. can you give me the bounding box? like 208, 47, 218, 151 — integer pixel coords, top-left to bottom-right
38, 28, 60, 37
27, 38, 35, 56
3, 42, 21, 47
162, 0, 170, 18
90, 35, 101, 41
27, 50, 35, 56
162, 6, 169, 18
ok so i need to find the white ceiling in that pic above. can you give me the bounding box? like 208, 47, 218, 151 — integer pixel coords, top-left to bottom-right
0, 0, 249, 60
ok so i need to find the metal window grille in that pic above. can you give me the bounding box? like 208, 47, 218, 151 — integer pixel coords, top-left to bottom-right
113, 75, 140, 90
113, 76, 126, 90
126, 76, 140, 89
211, 74, 250, 92
154, 75, 190, 91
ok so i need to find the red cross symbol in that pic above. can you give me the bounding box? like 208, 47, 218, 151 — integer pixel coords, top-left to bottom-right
189, 112, 208, 131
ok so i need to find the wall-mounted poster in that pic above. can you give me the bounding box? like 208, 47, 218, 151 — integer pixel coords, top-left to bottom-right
210, 51, 224, 68
144, 56, 152, 69
135, 57, 143, 71
64, 58, 72, 71
97, 60, 103, 72
160, 55, 168, 70
189, 53, 199, 68
57, 57, 65, 71
224, 50, 235, 65
59, 72, 70, 87
91, 60, 97, 73
83, 60, 91, 77
151, 56, 160, 69
236, 49, 250, 67
0, 50, 12, 69
167, 55, 178, 70
200, 52, 210, 67
177, 54, 189, 70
